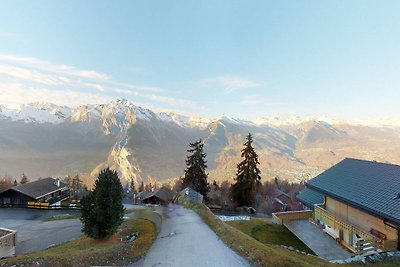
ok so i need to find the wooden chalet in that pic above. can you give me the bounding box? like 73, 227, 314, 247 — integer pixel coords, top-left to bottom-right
297, 158, 400, 253
0, 178, 70, 207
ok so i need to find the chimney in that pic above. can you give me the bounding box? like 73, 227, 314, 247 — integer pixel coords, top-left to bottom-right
54, 178, 61, 187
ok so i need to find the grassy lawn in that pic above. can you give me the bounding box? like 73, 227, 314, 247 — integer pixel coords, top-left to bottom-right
43, 214, 81, 221
227, 218, 315, 255
0, 218, 156, 267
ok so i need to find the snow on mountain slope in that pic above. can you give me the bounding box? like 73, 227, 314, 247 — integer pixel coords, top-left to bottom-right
0, 102, 71, 124
158, 112, 210, 129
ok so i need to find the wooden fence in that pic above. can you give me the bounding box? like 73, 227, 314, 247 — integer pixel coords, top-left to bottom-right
272, 210, 313, 224
0, 227, 16, 258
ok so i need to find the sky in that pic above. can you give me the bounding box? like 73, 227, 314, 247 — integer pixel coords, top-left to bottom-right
0, 0, 400, 120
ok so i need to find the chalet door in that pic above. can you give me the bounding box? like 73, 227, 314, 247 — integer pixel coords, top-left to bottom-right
342, 228, 350, 244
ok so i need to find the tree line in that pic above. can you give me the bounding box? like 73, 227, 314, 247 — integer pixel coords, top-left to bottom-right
0, 173, 29, 192
181, 133, 262, 207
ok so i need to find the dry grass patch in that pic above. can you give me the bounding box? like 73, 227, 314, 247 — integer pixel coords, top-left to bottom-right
227, 219, 315, 255
0, 218, 156, 267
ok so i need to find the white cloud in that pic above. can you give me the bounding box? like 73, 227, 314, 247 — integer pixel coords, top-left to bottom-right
240, 95, 283, 106
0, 65, 71, 85
199, 75, 262, 92
0, 54, 111, 80
0, 83, 113, 109
0, 54, 203, 113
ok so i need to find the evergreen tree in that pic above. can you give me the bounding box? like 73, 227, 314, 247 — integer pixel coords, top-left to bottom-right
13, 179, 18, 186
181, 139, 209, 198
231, 133, 262, 206
20, 173, 29, 184
129, 178, 135, 192
80, 168, 124, 239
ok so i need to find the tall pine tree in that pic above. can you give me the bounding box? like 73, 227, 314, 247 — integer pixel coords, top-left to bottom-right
182, 139, 209, 198
232, 133, 261, 206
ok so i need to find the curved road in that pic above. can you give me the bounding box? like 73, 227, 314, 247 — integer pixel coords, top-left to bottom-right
141, 204, 249, 267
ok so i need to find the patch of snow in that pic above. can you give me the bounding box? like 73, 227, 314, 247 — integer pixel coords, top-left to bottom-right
217, 215, 250, 221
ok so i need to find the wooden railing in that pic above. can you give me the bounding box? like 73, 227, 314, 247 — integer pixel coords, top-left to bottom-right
0, 228, 16, 258
314, 205, 382, 254
272, 210, 313, 225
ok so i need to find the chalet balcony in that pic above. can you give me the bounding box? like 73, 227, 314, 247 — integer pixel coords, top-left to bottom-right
313, 205, 383, 254
47, 192, 71, 205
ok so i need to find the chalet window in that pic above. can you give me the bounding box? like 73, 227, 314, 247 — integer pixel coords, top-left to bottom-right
3, 198, 11, 204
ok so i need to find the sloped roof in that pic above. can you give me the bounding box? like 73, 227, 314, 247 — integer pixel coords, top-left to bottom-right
271, 188, 290, 199
141, 187, 175, 203
307, 158, 400, 224
297, 188, 324, 208
9, 177, 67, 199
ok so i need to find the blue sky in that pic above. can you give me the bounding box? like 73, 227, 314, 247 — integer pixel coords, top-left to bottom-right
0, 1, 399, 120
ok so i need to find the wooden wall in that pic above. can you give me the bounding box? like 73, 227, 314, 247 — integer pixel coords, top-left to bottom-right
325, 196, 398, 244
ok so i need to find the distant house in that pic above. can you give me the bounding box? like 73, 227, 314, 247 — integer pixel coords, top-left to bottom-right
0, 178, 70, 207
137, 187, 175, 205
297, 158, 400, 252
269, 188, 291, 212
178, 187, 204, 203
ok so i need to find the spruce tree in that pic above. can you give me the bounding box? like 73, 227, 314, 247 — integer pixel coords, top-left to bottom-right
182, 139, 209, 198
232, 133, 261, 206
130, 178, 135, 192
80, 168, 125, 239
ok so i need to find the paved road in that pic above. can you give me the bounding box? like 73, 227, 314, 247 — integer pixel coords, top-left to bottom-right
0, 209, 82, 255
141, 204, 250, 267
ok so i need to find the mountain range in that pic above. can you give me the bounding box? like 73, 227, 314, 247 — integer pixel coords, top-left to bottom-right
1, 99, 400, 187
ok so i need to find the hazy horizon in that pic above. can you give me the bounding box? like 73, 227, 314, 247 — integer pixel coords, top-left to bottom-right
1, 1, 400, 121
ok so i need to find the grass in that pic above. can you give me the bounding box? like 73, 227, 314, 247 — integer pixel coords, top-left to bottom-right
177, 197, 400, 267
227, 218, 315, 255
43, 214, 81, 221
0, 218, 156, 267
177, 197, 329, 267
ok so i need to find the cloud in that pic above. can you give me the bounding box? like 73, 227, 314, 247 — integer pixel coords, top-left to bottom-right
199, 75, 262, 92
114, 88, 200, 108
0, 54, 111, 80
0, 83, 113, 109
240, 95, 283, 106
0, 53, 203, 113
128, 66, 150, 75
0, 65, 71, 86
0, 31, 20, 41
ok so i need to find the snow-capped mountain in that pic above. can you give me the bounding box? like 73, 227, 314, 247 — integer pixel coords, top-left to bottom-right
0, 102, 71, 124
2, 99, 400, 186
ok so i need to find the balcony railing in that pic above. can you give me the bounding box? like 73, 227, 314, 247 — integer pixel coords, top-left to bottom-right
314, 205, 382, 254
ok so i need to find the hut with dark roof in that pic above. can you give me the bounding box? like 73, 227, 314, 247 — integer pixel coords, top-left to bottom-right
0, 177, 70, 207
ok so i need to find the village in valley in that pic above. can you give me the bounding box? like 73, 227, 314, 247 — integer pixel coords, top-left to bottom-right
1, 133, 400, 266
